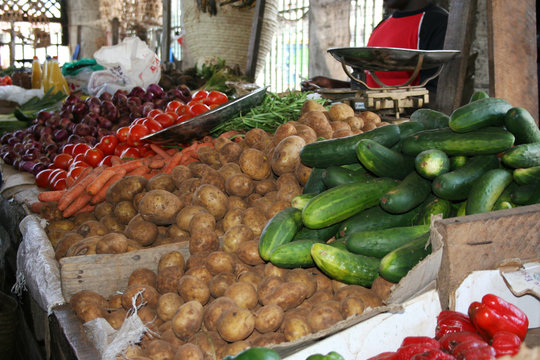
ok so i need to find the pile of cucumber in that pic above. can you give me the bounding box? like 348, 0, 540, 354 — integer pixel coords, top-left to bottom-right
259, 91, 540, 287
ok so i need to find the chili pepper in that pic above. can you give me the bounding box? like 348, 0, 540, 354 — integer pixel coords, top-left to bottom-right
410, 349, 455, 360
435, 310, 477, 339
305, 351, 345, 360
222, 347, 281, 360
451, 338, 495, 360
366, 352, 398, 360
438, 331, 484, 353
468, 294, 529, 341
490, 330, 522, 357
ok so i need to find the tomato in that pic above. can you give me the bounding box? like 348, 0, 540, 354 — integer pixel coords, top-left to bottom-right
62, 143, 75, 156
99, 155, 114, 167
35, 169, 54, 188
53, 153, 73, 170
137, 144, 152, 157
72, 143, 92, 156
127, 124, 150, 147
72, 153, 86, 164
175, 104, 189, 116
120, 147, 141, 159
166, 100, 183, 113
147, 109, 163, 118
192, 90, 209, 102
142, 118, 163, 133
48, 169, 67, 188
53, 178, 67, 191
188, 102, 211, 117
67, 166, 85, 180
204, 90, 229, 106
152, 113, 175, 128
114, 143, 130, 157
96, 135, 118, 155
70, 160, 91, 169
131, 117, 146, 126
116, 126, 130, 143
175, 114, 193, 124
84, 148, 104, 168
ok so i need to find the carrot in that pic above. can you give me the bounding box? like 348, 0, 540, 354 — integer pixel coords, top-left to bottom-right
163, 152, 184, 173
57, 168, 102, 211
62, 192, 92, 218
126, 166, 150, 176
90, 172, 125, 205
150, 144, 172, 160
38, 190, 64, 202
166, 148, 178, 156
148, 159, 165, 169
73, 203, 95, 216
109, 159, 144, 173
110, 155, 122, 166
30, 202, 44, 213
86, 169, 117, 195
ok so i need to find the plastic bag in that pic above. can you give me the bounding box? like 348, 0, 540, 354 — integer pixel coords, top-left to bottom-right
88, 37, 161, 96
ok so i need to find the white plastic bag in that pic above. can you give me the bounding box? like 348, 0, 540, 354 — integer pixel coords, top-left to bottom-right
88, 37, 161, 96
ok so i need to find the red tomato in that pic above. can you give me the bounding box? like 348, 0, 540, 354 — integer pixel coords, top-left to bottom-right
72, 143, 92, 156
52, 153, 73, 170
67, 166, 85, 180
72, 153, 86, 164
127, 124, 150, 147
204, 90, 228, 106
142, 118, 163, 133
70, 160, 91, 169
62, 143, 75, 156
188, 102, 211, 117
114, 143, 130, 157
153, 113, 175, 128
96, 135, 118, 155
98, 155, 114, 167
131, 117, 146, 126
192, 90, 209, 102
48, 169, 67, 188
52, 177, 67, 191
175, 104, 188, 115
35, 169, 54, 188
147, 109, 163, 118
120, 147, 141, 159
84, 148, 104, 168
116, 126, 130, 143
166, 100, 183, 113
175, 114, 193, 124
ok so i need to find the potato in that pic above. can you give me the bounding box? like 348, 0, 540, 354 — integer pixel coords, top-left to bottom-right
332, 279, 349, 293
172, 301, 203, 341
66, 236, 101, 257
161, 328, 185, 349
177, 177, 200, 196
261, 282, 309, 311
244, 128, 270, 149
237, 270, 263, 291
340, 296, 366, 318
106, 175, 147, 204
176, 205, 208, 231
121, 284, 159, 309
54, 232, 84, 260
70, 290, 107, 313
157, 292, 184, 322
224, 282, 258, 309
209, 273, 236, 298
330, 120, 351, 132
203, 297, 237, 332
282, 316, 312, 341
236, 240, 264, 266
359, 110, 381, 124
174, 343, 204, 360
218, 142, 243, 164
246, 193, 262, 208
253, 179, 275, 196
266, 200, 292, 219
184, 265, 213, 285
158, 251, 186, 273
185, 252, 209, 271
334, 285, 382, 309
198, 146, 222, 167
270, 135, 306, 176
371, 276, 395, 302
75, 302, 107, 323
293, 123, 318, 144
200, 170, 226, 193
108, 294, 123, 310
178, 275, 210, 305
250, 332, 287, 347
285, 268, 317, 299
94, 201, 114, 220
218, 162, 242, 180
124, 215, 158, 247
310, 268, 333, 293
362, 122, 378, 131
264, 263, 288, 278
77, 220, 108, 238
301, 99, 326, 114
222, 208, 245, 233
99, 215, 125, 233
95, 233, 128, 254
328, 103, 355, 122
145, 173, 175, 193
346, 116, 364, 132
294, 161, 312, 187
242, 207, 267, 237
254, 304, 284, 333
218, 341, 251, 359
214, 136, 232, 151
224, 173, 255, 197
192, 184, 229, 220
307, 290, 334, 305
170, 165, 193, 189
300, 111, 333, 139
307, 301, 343, 332
256, 276, 285, 303
188, 331, 225, 360
72, 212, 97, 226
157, 266, 184, 294
145, 339, 175, 360
333, 128, 354, 138
273, 123, 298, 146
188, 212, 216, 235
239, 148, 272, 180
217, 307, 255, 342
138, 190, 182, 225
205, 251, 235, 275
189, 230, 219, 254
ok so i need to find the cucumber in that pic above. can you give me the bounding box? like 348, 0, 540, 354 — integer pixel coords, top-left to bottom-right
293, 222, 341, 242
469, 90, 489, 102
311, 243, 380, 286
322, 166, 374, 188
341, 163, 366, 172
510, 184, 538, 205
269, 239, 321, 268
513, 166, 540, 185
501, 143, 540, 169
258, 207, 303, 261
356, 139, 415, 180
391, 121, 426, 152
380, 171, 432, 214
402, 127, 515, 156
415, 196, 453, 225
450, 155, 468, 170
409, 108, 450, 129
299, 124, 401, 168
415, 149, 450, 179
327, 238, 348, 251
302, 177, 399, 229
456, 201, 467, 216
493, 182, 518, 209
466, 169, 514, 215
432, 155, 500, 201
520, 185, 540, 205
345, 224, 430, 258
379, 232, 432, 283
449, 97, 512, 133
503, 107, 540, 145
291, 193, 317, 210
337, 205, 423, 238
303, 168, 327, 194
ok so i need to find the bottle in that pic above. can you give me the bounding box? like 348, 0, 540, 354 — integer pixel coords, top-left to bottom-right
31, 56, 42, 89
42, 55, 51, 92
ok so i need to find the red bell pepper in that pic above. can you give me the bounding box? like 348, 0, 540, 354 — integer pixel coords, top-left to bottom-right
490, 330, 522, 357
468, 294, 529, 341
410, 349, 455, 360
401, 336, 441, 350
438, 331, 484, 353
396, 344, 441, 360
435, 311, 477, 339
451, 338, 495, 360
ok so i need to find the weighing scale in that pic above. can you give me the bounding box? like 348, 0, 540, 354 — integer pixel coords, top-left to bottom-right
320, 47, 460, 120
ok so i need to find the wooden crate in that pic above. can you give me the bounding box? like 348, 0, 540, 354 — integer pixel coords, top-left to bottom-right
434, 204, 540, 310
59, 242, 190, 302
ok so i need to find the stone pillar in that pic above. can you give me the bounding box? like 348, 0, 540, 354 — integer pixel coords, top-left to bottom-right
66, 0, 104, 59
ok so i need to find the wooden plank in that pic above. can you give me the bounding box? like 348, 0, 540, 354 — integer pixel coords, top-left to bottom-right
435, 0, 478, 113
487, 0, 538, 124
435, 204, 540, 310
59, 242, 190, 302
245, 0, 266, 81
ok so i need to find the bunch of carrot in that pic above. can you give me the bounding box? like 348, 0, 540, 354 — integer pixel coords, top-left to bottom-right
32, 137, 218, 219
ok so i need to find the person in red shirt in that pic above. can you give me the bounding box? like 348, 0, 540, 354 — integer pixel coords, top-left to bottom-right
303, 0, 448, 95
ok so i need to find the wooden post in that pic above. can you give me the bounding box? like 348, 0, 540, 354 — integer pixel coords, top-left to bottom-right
487, 0, 538, 124
245, 0, 266, 81
111, 18, 119, 45
161, 0, 172, 63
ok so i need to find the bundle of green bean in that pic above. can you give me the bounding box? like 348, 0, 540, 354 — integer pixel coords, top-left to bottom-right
210, 91, 326, 135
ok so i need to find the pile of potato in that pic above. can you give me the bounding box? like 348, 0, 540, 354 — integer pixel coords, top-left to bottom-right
70, 250, 394, 360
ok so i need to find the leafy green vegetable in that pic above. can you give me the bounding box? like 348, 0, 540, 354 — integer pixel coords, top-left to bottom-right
13, 87, 66, 122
